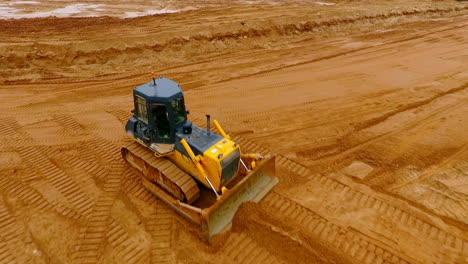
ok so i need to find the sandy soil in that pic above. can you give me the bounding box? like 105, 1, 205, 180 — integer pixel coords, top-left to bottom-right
0, 0, 467, 263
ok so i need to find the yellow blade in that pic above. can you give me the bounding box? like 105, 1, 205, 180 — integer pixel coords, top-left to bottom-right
200, 156, 278, 241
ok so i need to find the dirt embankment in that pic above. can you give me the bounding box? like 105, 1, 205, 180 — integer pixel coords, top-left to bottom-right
1, 2, 467, 83
0, 1, 467, 264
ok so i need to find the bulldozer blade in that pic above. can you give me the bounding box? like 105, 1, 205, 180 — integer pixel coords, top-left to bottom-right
138, 156, 277, 242
200, 156, 278, 241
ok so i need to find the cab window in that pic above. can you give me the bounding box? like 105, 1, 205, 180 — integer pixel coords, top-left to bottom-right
152, 104, 170, 138
135, 96, 148, 124
172, 97, 186, 124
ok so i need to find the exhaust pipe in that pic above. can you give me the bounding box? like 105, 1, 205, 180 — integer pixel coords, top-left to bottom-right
206, 114, 211, 135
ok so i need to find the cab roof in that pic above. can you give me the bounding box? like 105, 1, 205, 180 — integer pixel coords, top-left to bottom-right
134, 77, 183, 102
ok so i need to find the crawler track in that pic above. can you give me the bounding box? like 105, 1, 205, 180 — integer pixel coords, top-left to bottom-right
122, 141, 200, 204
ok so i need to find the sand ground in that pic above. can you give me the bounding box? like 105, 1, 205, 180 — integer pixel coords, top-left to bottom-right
0, 0, 467, 263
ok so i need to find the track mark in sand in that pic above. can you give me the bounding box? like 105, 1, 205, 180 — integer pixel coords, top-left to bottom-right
85, 138, 122, 165
0, 117, 19, 138
0, 174, 82, 221
105, 219, 149, 264
53, 114, 85, 135
223, 232, 284, 264
207, 21, 468, 87
235, 136, 408, 263
146, 206, 175, 264
235, 136, 272, 155
0, 201, 20, 264
56, 150, 110, 183
235, 135, 467, 260
264, 192, 412, 264
0, 117, 32, 149
75, 142, 104, 164
121, 168, 175, 263
456, 160, 468, 174
296, 164, 467, 254
73, 162, 123, 264
314, 175, 467, 259
0, 237, 16, 264
106, 108, 131, 126
353, 82, 468, 132
388, 144, 468, 190
423, 187, 468, 220
0, 151, 23, 173
79, 110, 126, 142
18, 168, 41, 184
299, 84, 468, 164
366, 144, 468, 223
17, 146, 94, 217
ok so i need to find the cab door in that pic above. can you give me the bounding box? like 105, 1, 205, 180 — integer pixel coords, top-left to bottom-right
150, 103, 174, 144
134, 96, 151, 143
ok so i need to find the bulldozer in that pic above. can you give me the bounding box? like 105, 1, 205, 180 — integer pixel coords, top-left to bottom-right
121, 76, 278, 241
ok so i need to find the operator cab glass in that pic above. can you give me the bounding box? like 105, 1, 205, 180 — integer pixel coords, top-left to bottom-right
172, 97, 187, 124
135, 96, 148, 124
152, 104, 170, 138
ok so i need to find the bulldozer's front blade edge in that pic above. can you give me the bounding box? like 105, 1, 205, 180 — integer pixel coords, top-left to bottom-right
201, 156, 278, 241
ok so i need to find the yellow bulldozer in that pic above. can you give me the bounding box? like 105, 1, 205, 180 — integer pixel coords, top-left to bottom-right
121, 76, 278, 241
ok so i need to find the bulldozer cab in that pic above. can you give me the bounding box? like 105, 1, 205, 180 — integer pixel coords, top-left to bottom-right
132, 77, 187, 145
